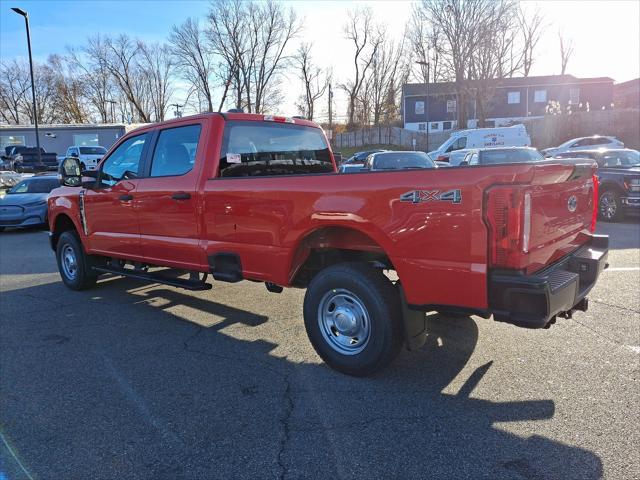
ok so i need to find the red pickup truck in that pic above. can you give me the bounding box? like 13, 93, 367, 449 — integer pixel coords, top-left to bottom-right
49, 113, 608, 376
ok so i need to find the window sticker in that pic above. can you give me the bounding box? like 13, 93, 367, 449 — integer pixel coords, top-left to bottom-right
227, 152, 241, 164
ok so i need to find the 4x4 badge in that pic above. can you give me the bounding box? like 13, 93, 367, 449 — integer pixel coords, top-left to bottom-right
400, 189, 462, 204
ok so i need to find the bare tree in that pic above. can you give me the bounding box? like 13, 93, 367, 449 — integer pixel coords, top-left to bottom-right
517, 6, 545, 77
47, 55, 91, 123
294, 43, 329, 120
412, 0, 534, 127
249, 1, 299, 113
468, 1, 523, 126
207, 0, 299, 114
340, 7, 385, 127
407, 4, 447, 84
559, 31, 574, 75
96, 34, 152, 122
208, 0, 251, 111
0, 60, 31, 124
68, 37, 115, 123
139, 42, 174, 121
367, 37, 406, 126
170, 18, 214, 113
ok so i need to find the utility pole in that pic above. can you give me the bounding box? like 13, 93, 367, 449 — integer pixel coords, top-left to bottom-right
105, 99, 117, 123
416, 59, 430, 153
171, 103, 183, 118
12, 7, 41, 165
328, 84, 333, 132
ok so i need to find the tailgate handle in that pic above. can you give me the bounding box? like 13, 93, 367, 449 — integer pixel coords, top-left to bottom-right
119, 194, 133, 202
171, 192, 191, 200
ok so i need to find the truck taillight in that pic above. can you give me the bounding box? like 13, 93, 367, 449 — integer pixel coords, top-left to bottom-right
484, 186, 529, 269
591, 174, 598, 233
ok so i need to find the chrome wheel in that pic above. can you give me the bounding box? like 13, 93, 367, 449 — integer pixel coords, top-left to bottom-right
61, 244, 78, 280
599, 192, 618, 220
317, 289, 371, 355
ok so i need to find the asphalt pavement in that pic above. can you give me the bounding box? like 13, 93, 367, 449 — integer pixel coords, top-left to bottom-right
1, 221, 639, 480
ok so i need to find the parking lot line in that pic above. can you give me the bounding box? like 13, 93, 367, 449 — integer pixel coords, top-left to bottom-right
605, 267, 640, 272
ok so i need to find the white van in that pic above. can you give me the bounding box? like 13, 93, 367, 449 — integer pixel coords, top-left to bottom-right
428, 125, 531, 162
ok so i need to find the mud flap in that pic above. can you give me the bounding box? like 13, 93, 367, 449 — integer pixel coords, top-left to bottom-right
399, 286, 428, 351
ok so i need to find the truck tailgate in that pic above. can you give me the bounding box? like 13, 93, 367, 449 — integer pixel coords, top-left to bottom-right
484, 159, 598, 274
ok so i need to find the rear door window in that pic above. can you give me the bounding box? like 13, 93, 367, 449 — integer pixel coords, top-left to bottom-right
150, 124, 201, 177
219, 121, 333, 177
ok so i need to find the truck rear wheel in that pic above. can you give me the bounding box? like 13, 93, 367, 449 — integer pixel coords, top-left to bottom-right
56, 231, 97, 290
303, 262, 403, 376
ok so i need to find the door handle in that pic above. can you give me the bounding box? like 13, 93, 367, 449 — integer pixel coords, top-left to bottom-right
171, 192, 191, 200
119, 194, 133, 202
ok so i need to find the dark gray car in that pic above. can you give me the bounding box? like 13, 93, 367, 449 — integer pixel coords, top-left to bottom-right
0, 176, 59, 231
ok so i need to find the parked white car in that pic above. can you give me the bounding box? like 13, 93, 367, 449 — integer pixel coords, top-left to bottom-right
428, 124, 531, 162
541, 136, 624, 157
65, 145, 108, 171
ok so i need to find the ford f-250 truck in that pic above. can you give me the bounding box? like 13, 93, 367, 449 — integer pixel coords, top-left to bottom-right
49, 112, 609, 376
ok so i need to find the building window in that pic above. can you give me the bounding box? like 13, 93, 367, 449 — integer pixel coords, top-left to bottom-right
569, 88, 580, 105
73, 133, 99, 146
507, 91, 521, 104
443, 121, 452, 130
0, 135, 25, 149
415, 101, 425, 115
430, 122, 439, 130
534, 89, 547, 103
418, 123, 426, 131
446, 100, 457, 113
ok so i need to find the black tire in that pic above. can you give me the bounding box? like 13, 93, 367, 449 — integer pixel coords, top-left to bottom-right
56, 231, 97, 290
303, 262, 403, 376
80, 162, 86, 171
598, 190, 623, 222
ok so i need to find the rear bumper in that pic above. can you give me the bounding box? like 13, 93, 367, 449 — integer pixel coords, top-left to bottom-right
489, 235, 609, 328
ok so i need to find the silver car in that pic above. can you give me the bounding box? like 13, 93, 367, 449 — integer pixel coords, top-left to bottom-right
0, 175, 59, 231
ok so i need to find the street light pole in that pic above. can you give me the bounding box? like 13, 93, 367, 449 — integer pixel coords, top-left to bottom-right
416, 60, 430, 153
12, 7, 41, 165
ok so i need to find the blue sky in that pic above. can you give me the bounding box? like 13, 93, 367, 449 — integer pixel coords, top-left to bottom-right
0, 0, 210, 62
1, 0, 638, 119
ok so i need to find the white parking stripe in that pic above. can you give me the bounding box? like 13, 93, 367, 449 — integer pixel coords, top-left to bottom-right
605, 267, 640, 272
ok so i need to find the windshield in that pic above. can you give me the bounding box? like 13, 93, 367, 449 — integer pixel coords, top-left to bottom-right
219, 121, 333, 177
372, 152, 435, 170
600, 150, 639, 167
481, 149, 543, 164
8, 178, 59, 194
80, 147, 107, 155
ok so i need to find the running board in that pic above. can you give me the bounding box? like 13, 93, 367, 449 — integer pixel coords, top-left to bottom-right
92, 266, 212, 291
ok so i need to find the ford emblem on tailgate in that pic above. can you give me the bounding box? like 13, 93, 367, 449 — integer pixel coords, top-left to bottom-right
567, 195, 578, 212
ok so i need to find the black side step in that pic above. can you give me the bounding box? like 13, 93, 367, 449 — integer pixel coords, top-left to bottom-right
92, 266, 212, 291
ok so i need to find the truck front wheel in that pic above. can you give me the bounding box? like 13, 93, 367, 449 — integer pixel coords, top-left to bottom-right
303, 263, 403, 376
56, 231, 97, 290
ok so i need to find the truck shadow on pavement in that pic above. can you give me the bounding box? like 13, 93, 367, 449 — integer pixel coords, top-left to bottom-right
0, 277, 604, 480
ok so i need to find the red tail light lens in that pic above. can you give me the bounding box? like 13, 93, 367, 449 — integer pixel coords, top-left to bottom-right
591, 174, 598, 233
484, 186, 530, 269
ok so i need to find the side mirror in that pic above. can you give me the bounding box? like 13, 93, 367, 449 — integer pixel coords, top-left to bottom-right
59, 157, 82, 187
